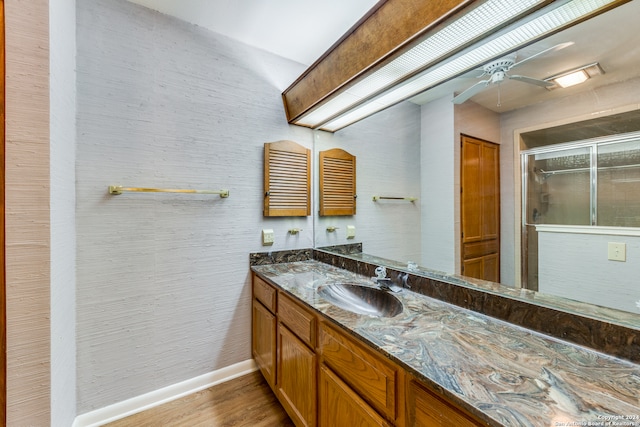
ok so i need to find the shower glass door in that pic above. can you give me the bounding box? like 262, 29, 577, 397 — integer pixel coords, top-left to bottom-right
521, 131, 640, 291
522, 146, 592, 290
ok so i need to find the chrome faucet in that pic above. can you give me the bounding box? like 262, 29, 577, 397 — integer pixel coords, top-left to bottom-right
373, 266, 403, 293
399, 272, 410, 289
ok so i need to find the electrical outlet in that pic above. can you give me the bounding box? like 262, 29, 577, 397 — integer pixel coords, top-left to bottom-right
608, 242, 626, 262
262, 229, 274, 245
346, 225, 356, 239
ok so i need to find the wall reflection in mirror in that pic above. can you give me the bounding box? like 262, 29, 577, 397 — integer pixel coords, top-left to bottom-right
313, 0, 640, 324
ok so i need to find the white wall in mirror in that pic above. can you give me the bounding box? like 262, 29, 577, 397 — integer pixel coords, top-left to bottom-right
536, 226, 640, 313
314, 101, 422, 264
419, 96, 457, 274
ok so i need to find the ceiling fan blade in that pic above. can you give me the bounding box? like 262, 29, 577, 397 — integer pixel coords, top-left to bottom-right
509, 74, 555, 88
510, 42, 574, 69
452, 79, 491, 104
460, 67, 486, 79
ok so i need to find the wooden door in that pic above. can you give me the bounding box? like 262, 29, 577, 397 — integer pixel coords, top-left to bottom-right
461, 135, 500, 282
277, 324, 317, 427
1, 0, 6, 422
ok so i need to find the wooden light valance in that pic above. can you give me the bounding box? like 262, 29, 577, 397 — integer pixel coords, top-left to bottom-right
282, 0, 628, 131
281, 0, 472, 125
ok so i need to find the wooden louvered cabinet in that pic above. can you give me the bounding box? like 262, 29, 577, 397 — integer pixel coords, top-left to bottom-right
319, 148, 356, 216
264, 140, 311, 216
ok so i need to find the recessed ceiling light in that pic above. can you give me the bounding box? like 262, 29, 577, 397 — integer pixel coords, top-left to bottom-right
554, 70, 590, 87
546, 62, 604, 89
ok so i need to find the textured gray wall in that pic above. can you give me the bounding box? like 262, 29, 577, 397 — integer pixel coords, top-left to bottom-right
75, 0, 311, 412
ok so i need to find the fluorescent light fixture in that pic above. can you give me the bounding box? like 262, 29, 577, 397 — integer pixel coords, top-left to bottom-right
546, 62, 604, 88
296, 0, 622, 132
298, 0, 545, 127
554, 70, 589, 87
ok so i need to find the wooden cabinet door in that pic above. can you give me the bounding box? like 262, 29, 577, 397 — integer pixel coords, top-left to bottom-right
264, 140, 311, 217
319, 148, 356, 216
252, 300, 277, 390
407, 379, 482, 427
319, 365, 391, 427
319, 322, 398, 421
461, 135, 500, 282
278, 324, 317, 427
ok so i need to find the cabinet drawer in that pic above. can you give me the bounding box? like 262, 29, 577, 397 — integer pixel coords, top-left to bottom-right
253, 274, 276, 313
407, 378, 483, 426
278, 293, 316, 348
319, 322, 398, 420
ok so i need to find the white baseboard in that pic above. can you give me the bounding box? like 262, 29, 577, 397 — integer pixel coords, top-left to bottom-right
72, 359, 258, 427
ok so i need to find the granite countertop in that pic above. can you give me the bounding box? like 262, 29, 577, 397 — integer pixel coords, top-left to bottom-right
252, 260, 640, 427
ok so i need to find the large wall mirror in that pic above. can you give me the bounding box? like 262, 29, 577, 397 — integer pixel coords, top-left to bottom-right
312, 0, 640, 327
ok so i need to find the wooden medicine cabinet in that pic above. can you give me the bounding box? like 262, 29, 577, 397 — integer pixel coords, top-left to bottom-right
264, 140, 311, 216
319, 148, 356, 216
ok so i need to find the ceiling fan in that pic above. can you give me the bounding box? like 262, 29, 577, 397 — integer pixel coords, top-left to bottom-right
452, 42, 574, 105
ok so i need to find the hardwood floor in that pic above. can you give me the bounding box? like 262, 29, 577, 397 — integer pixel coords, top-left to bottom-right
104, 371, 295, 427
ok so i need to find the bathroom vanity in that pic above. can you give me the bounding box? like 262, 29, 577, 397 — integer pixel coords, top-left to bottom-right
252, 272, 483, 426
250, 256, 640, 427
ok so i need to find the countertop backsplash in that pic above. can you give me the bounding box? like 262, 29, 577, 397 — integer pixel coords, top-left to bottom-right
251, 245, 640, 363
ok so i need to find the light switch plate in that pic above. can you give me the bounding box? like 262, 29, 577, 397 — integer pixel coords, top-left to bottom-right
608, 242, 626, 261
262, 229, 274, 245
346, 225, 356, 239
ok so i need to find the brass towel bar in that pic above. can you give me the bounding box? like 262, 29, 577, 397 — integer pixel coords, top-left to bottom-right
109, 185, 229, 198
372, 196, 417, 202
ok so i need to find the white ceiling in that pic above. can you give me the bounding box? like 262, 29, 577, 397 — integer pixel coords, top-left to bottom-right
126, 0, 640, 114
126, 0, 379, 65
410, 1, 640, 112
